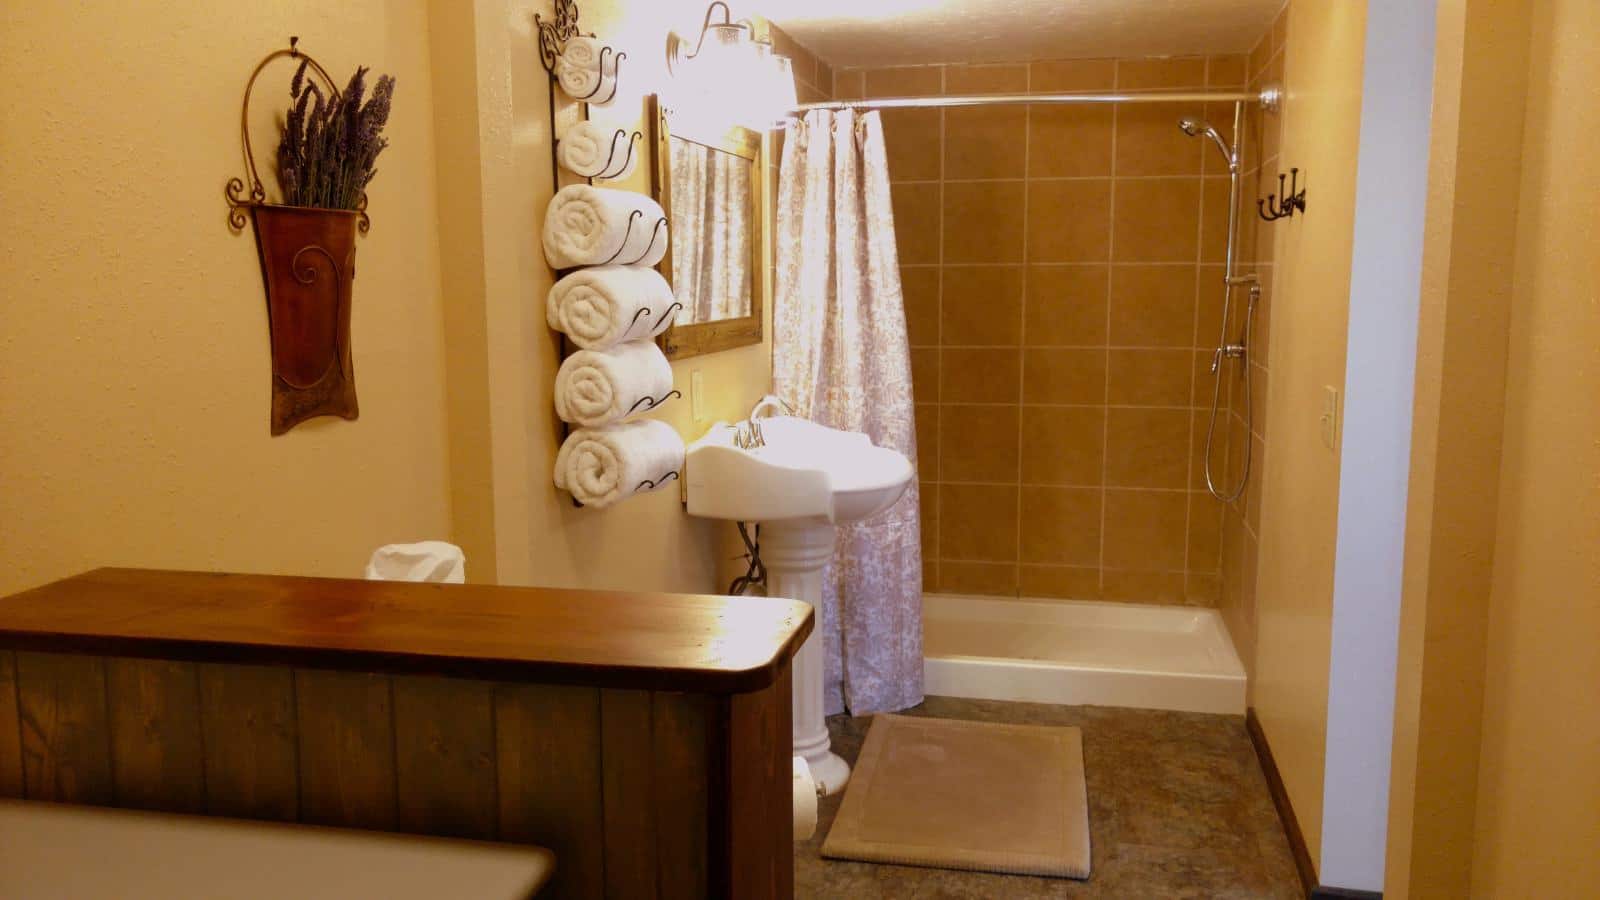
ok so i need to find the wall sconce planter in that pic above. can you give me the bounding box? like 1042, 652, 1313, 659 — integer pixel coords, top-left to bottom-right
226, 39, 383, 435
247, 204, 360, 434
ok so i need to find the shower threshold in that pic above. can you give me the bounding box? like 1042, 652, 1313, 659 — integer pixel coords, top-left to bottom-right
922, 594, 1247, 715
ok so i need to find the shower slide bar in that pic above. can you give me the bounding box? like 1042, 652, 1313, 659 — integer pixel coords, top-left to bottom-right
792, 85, 1281, 113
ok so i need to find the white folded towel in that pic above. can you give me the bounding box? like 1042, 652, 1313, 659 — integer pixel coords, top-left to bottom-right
364, 541, 466, 583
543, 185, 669, 269
547, 266, 677, 351
557, 121, 636, 179
555, 419, 685, 508
560, 36, 606, 71
556, 58, 617, 105
554, 339, 674, 427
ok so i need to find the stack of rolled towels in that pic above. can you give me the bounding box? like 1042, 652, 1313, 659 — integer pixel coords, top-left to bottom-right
544, 184, 682, 509
555, 36, 618, 105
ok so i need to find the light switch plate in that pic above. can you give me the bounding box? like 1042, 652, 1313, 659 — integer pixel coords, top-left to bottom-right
1321, 385, 1340, 449
691, 369, 705, 423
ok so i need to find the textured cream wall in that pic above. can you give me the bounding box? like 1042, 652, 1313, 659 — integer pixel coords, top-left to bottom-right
1468, 0, 1600, 892
0, 1, 453, 595
427, 0, 774, 593
1249, 0, 1367, 868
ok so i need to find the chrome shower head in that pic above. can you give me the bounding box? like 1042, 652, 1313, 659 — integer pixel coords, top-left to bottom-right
1177, 117, 1232, 167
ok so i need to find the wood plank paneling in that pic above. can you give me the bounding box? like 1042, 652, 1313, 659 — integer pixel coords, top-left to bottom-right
653, 692, 711, 900
294, 669, 397, 830
496, 683, 605, 900
727, 666, 794, 900
601, 688, 658, 900
198, 663, 298, 821
392, 675, 496, 840
0, 651, 21, 797
14, 651, 114, 804
107, 658, 205, 812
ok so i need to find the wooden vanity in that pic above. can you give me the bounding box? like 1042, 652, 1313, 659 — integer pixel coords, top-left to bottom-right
0, 568, 811, 899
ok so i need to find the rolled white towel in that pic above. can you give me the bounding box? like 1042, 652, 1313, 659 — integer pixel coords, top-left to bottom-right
557, 121, 637, 180
554, 339, 674, 427
555, 419, 685, 508
560, 36, 606, 71
556, 58, 617, 105
543, 185, 668, 269
547, 266, 677, 351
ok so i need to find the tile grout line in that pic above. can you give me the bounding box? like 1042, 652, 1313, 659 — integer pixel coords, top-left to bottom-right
1099, 72, 1118, 597
1015, 61, 1031, 597
935, 62, 946, 592
1184, 62, 1215, 597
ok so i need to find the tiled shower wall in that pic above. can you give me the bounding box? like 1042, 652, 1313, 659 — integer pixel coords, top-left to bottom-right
1221, 4, 1289, 671
832, 55, 1256, 604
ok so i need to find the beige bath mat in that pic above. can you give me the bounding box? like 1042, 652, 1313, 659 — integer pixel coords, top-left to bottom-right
821, 714, 1091, 879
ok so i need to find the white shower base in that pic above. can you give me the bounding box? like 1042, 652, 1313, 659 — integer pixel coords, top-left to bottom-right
922, 593, 1246, 715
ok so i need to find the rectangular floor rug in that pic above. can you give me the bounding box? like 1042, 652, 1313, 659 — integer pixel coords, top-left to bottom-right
820, 714, 1091, 879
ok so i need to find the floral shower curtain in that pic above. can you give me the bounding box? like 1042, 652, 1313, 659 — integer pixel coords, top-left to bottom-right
774, 109, 923, 716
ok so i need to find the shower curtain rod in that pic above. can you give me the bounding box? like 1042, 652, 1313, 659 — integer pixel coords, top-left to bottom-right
792, 85, 1280, 113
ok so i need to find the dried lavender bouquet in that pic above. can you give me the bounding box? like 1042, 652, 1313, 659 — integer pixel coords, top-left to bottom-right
276, 60, 395, 210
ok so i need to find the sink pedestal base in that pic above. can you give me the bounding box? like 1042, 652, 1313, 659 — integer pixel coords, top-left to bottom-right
760, 519, 850, 796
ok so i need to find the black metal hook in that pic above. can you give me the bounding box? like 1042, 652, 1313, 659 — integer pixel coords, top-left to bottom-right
574, 47, 625, 103
636, 470, 681, 492
654, 301, 683, 331
622, 217, 669, 266
599, 209, 645, 264
595, 129, 641, 180
1258, 167, 1307, 221
626, 305, 654, 333
625, 389, 683, 417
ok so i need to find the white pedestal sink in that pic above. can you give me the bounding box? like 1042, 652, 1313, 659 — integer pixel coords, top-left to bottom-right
685, 414, 913, 796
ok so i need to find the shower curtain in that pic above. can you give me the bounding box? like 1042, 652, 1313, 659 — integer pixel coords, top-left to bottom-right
774, 109, 923, 716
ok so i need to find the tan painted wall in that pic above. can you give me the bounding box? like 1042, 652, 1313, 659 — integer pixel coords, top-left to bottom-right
1248, 0, 1368, 868
1384, 1, 1532, 896
1468, 0, 1600, 892
0, 1, 453, 596
427, 0, 781, 594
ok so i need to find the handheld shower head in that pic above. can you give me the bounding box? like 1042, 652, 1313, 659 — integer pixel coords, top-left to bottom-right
1177, 117, 1233, 168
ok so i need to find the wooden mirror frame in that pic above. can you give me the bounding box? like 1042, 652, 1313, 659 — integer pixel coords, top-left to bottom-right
650, 95, 766, 360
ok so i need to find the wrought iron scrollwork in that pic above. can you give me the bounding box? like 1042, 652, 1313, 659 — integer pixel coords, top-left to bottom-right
224, 37, 371, 232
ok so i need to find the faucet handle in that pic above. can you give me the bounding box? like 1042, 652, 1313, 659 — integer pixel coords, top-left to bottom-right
749, 393, 793, 420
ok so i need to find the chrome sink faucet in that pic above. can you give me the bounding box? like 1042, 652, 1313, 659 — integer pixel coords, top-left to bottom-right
735, 394, 793, 450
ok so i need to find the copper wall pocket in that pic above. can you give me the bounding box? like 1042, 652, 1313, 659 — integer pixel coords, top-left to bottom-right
226, 38, 389, 435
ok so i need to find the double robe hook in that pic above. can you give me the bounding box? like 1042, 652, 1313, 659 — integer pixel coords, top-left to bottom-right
1258, 168, 1307, 221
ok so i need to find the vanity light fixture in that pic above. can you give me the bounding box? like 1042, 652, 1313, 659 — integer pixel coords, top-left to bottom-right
666, 2, 797, 129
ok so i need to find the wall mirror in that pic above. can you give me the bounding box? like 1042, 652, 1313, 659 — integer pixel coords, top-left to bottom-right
650, 96, 765, 359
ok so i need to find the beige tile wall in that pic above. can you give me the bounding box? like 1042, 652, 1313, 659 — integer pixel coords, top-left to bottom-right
1220, 4, 1288, 674
833, 54, 1257, 604
765, 23, 833, 104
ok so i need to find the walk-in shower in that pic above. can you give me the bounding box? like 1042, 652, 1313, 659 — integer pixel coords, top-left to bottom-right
1180, 106, 1262, 503
791, 82, 1281, 714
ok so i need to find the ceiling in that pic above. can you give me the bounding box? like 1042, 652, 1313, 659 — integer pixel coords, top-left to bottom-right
761, 0, 1283, 68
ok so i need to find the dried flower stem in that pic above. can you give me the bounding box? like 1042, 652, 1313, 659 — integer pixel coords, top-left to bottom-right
276, 60, 395, 210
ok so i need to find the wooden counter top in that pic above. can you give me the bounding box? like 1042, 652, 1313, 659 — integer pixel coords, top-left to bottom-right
0, 568, 812, 694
